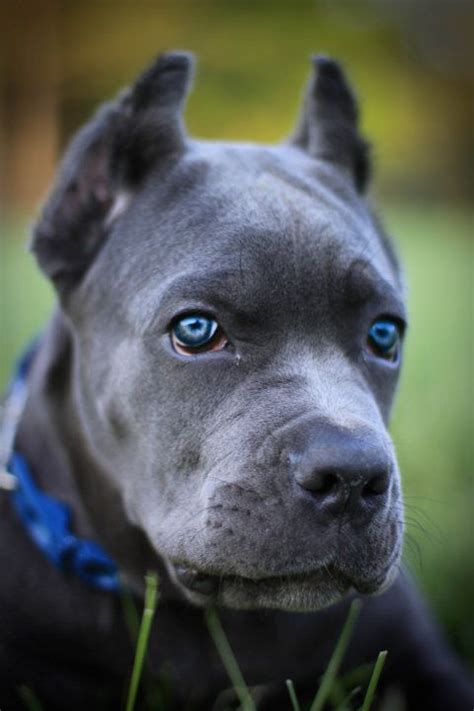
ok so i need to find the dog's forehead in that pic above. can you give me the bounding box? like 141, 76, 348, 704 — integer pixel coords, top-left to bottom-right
93, 140, 402, 322
171, 141, 372, 240
143, 142, 396, 276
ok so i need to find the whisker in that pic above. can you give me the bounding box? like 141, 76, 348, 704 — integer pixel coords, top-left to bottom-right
402, 533, 423, 573
403, 501, 443, 528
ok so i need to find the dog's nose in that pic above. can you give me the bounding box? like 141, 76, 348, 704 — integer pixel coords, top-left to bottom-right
289, 424, 391, 518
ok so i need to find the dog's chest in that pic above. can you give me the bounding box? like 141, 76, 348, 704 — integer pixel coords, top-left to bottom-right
0, 496, 339, 710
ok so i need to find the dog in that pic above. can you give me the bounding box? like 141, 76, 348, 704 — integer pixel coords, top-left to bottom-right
1, 52, 472, 710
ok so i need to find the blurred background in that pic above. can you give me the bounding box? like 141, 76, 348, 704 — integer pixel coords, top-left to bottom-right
1, 0, 473, 665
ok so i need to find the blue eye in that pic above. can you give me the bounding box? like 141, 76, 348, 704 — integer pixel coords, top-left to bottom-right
171, 314, 226, 354
367, 319, 400, 361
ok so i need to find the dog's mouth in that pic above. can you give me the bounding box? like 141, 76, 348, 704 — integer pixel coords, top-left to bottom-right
169, 560, 395, 611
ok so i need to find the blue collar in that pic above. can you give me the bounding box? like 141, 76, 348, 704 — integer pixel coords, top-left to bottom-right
1, 341, 120, 592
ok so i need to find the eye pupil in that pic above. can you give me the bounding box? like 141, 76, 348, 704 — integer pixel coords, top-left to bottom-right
373, 324, 393, 346
368, 320, 400, 361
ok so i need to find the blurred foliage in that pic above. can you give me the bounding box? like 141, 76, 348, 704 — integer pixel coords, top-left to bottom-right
385, 204, 473, 664
60, 0, 474, 201
1, 0, 473, 212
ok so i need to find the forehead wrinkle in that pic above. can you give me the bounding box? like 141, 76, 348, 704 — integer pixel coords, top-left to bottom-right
158, 269, 246, 310
159, 148, 395, 287
224, 173, 392, 293
193, 142, 363, 228
342, 258, 406, 314
255, 162, 363, 230
242, 159, 400, 289
132, 266, 264, 335
127, 160, 403, 333
257, 147, 401, 282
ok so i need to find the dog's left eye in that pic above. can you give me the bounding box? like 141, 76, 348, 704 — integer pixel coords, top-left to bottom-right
170, 314, 228, 355
367, 319, 401, 362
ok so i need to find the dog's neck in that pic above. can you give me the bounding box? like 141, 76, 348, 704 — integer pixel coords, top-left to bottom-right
15, 311, 171, 597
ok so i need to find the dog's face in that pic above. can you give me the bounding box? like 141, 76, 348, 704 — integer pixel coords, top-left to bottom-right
33, 54, 405, 611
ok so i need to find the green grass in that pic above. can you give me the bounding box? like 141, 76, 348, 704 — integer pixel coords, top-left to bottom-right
206, 607, 257, 710
359, 651, 388, 711
125, 573, 159, 711
286, 679, 302, 711
309, 600, 362, 711
1, 201, 472, 668
16, 576, 387, 710
144, 591, 382, 710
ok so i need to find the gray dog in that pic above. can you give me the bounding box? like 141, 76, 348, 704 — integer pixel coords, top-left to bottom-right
0, 52, 472, 710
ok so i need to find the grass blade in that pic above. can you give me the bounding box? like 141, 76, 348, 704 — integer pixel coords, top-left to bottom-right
120, 584, 141, 645
125, 572, 159, 711
206, 607, 256, 711
285, 679, 301, 711
359, 650, 388, 711
309, 598, 362, 711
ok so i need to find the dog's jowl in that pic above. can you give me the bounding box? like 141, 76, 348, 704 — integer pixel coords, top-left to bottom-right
1, 52, 472, 710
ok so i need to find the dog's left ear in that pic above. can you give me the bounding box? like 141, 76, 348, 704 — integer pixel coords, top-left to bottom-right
290, 56, 370, 193
31, 52, 194, 296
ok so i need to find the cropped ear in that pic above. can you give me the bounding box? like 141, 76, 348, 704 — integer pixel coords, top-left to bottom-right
31, 52, 194, 295
290, 56, 370, 193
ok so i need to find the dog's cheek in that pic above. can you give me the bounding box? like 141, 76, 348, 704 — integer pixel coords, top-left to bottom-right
72, 339, 217, 548
361, 361, 402, 426
72, 336, 159, 489
95, 390, 129, 443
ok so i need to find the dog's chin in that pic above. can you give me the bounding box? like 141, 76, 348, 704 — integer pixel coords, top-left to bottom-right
166, 561, 397, 612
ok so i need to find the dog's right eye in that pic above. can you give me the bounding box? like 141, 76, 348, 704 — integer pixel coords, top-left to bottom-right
170, 314, 228, 355
367, 318, 401, 362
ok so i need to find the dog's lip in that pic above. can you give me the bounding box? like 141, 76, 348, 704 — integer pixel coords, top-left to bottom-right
172, 563, 396, 602
173, 564, 220, 595
169, 561, 384, 599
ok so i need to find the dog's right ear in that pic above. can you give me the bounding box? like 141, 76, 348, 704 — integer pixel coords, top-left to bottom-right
31, 52, 194, 296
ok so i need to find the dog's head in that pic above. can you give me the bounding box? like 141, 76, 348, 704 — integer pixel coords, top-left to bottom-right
32, 53, 405, 611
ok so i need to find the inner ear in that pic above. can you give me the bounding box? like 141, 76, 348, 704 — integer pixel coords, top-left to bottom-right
290, 55, 371, 193
105, 190, 134, 227
31, 52, 194, 296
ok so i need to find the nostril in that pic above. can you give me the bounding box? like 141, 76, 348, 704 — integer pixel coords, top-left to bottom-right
311, 470, 340, 495
362, 472, 390, 497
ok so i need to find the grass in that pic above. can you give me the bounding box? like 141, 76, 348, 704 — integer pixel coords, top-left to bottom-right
286, 679, 302, 711
359, 652, 388, 711
309, 600, 362, 711
16, 583, 388, 710
16, 578, 389, 710
206, 607, 257, 711
125, 573, 159, 711
122, 580, 384, 711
